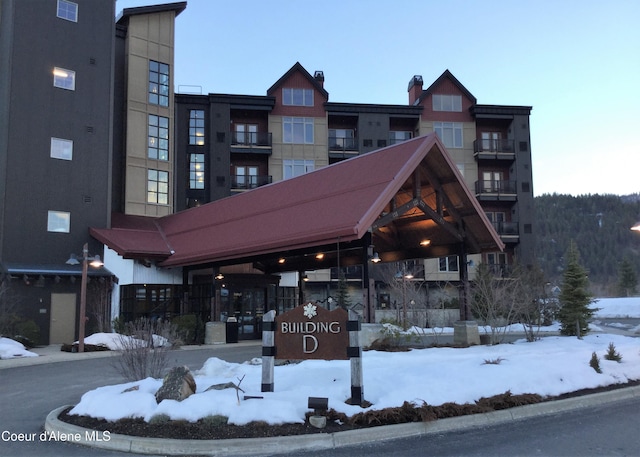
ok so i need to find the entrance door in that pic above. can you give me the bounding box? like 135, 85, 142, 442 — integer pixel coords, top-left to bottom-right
230, 287, 265, 339
50, 293, 76, 344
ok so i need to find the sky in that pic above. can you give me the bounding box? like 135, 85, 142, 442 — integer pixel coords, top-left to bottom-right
3, 298, 640, 426
115, 0, 640, 197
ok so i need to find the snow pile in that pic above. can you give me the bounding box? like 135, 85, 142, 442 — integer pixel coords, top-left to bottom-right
69, 333, 640, 426
0, 337, 38, 359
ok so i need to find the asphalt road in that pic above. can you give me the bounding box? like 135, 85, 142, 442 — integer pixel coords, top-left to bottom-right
0, 344, 261, 457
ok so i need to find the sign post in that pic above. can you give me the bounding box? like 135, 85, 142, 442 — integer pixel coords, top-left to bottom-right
261, 303, 366, 406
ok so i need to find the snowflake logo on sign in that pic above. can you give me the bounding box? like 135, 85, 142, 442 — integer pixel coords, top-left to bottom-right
303, 303, 317, 319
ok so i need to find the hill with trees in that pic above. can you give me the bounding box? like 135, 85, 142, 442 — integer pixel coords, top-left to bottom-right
533, 193, 640, 296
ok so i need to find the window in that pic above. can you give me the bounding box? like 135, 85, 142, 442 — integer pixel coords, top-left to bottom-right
282, 88, 313, 106
189, 110, 204, 145
57, 0, 78, 22
148, 60, 169, 106
329, 129, 355, 150
53, 67, 75, 90
189, 154, 205, 189
283, 117, 314, 144
148, 115, 169, 160
481, 132, 502, 152
147, 169, 169, 204
432, 94, 462, 112
47, 211, 70, 233
283, 159, 314, 179
389, 131, 412, 145
439, 256, 459, 272
235, 124, 258, 145
434, 122, 463, 148
234, 166, 258, 189
50, 137, 73, 160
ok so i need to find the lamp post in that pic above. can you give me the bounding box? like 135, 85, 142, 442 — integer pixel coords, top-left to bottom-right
66, 243, 103, 353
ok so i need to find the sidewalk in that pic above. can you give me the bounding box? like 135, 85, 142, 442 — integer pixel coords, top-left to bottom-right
0, 340, 261, 370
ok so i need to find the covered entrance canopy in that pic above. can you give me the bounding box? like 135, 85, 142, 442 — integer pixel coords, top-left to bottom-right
92, 133, 502, 270
91, 134, 503, 320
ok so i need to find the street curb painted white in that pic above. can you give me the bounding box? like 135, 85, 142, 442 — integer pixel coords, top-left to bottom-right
46, 385, 640, 456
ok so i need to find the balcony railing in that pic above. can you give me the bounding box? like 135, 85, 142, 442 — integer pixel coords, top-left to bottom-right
491, 221, 519, 237
475, 180, 517, 196
474, 139, 514, 153
486, 264, 513, 277
231, 174, 272, 190
328, 136, 358, 152
230, 131, 272, 147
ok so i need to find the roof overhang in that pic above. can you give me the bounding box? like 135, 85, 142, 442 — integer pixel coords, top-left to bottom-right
91, 134, 503, 273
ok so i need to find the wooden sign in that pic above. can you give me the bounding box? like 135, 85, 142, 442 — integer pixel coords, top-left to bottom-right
274, 303, 349, 360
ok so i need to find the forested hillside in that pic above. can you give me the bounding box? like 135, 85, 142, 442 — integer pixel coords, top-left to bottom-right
533, 193, 640, 295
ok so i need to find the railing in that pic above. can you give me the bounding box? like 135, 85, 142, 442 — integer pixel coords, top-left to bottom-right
475, 180, 517, 195
485, 264, 512, 277
491, 221, 519, 237
474, 139, 514, 153
328, 136, 358, 151
230, 131, 272, 147
231, 174, 272, 190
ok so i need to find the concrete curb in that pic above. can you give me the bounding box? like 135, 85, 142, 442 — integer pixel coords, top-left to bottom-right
46, 385, 640, 456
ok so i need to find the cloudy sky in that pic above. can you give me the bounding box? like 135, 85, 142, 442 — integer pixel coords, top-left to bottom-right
117, 0, 639, 197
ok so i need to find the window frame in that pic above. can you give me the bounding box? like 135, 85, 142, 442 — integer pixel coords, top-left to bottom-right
56, 0, 78, 22
438, 255, 459, 272
189, 110, 205, 145
148, 114, 169, 161
434, 122, 463, 148
189, 153, 205, 189
148, 60, 170, 107
53, 67, 75, 91
283, 117, 314, 144
50, 137, 73, 161
282, 88, 314, 107
432, 94, 462, 112
47, 210, 70, 233
147, 169, 169, 205
283, 159, 314, 180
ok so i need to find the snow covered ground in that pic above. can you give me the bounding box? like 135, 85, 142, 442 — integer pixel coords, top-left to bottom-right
2, 297, 639, 426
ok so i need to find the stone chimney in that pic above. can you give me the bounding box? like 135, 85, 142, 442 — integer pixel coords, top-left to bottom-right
314, 71, 324, 88
408, 75, 423, 105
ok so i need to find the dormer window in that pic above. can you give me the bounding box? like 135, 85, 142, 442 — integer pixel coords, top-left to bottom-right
282, 88, 313, 106
433, 94, 462, 112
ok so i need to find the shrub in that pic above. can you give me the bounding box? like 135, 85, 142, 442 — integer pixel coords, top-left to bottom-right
172, 314, 204, 345
111, 318, 177, 381
604, 342, 622, 362
148, 414, 171, 425
201, 415, 228, 427
589, 352, 602, 373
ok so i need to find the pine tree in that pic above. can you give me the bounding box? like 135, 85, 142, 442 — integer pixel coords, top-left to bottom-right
335, 269, 351, 310
617, 257, 638, 297
557, 241, 597, 338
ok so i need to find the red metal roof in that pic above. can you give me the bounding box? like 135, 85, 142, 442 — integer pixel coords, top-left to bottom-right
90, 133, 503, 268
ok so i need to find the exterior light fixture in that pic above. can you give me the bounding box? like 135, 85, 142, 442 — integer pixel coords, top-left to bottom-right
419, 239, 431, 247
215, 273, 224, 280
302, 274, 309, 282
315, 253, 324, 260
632, 221, 640, 232
278, 257, 286, 264
367, 244, 381, 263
66, 243, 103, 353
370, 252, 381, 263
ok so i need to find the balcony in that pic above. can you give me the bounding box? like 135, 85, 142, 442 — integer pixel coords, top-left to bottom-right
475, 180, 517, 201
473, 139, 515, 161
491, 221, 519, 242
230, 131, 272, 154
328, 136, 359, 159
231, 174, 272, 191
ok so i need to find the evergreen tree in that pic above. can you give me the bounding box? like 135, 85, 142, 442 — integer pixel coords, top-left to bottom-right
617, 257, 638, 297
557, 241, 597, 337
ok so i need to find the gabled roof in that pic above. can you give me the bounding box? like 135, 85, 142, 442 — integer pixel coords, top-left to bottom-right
91, 134, 503, 270
415, 69, 477, 106
266, 62, 329, 100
